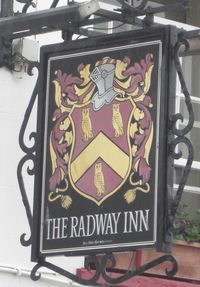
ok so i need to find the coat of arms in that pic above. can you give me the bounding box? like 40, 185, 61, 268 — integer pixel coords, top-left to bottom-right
48, 54, 154, 208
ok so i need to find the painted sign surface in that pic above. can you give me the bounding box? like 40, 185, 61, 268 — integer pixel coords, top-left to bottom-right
39, 40, 162, 255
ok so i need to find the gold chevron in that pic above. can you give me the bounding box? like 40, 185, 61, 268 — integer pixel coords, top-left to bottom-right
70, 132, 130, 183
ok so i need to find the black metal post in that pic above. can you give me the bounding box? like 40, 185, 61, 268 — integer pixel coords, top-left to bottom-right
0, 1, 99, 37
0, 0, 13, 68
1, 0, 13, 17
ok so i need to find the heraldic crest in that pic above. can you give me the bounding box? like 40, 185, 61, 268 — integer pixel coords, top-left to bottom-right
48, 53, 154, 208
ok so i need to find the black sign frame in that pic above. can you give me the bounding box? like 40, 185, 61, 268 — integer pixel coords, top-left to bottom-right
32, 25, 177, 261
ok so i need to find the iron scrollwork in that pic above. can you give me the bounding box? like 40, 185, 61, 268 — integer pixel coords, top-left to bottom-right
116, 0, 188, 27
30, 253, 178, 285
17, 61, 39, 246
1, 37, 14, 70
15, 0, 37, 14
168, 39, 194, 236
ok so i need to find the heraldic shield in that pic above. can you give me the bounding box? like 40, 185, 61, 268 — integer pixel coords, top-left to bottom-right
48, 53, 155, 209
68, 98, 134, 205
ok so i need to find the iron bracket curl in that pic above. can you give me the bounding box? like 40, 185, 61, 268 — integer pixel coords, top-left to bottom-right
168, 39, 194, 237
30, 254, 178, 285
16, 0, 62, 12
17, 61, 39, 246
15, 0, 37, 14
115, 0, 188, 27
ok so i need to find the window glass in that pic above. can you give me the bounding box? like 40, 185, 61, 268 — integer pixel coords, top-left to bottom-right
175, 167, 200, 190
177, 124, 200, 162
180, 99, 200, 122
191, 55, 200, 99
182, 55, 200, 99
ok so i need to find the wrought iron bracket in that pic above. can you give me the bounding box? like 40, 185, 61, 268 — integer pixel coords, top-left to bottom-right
167, 38, 194, 239
1, 0, 200, 69
17, 61, 39, 246
14, 0, 196, 286
115, 0, 189, 27
30, 254, 178, 285
0, 0, 100, 68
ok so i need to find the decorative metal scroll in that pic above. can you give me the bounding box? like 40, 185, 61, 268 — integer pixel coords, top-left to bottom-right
116, 0, 189, 27
1, 37, 14, 70
168, 39, 194, 236
30, 253, 178, 285
17, 61, 39, 246
15, 0, 37, 14
15, 0, 90, 13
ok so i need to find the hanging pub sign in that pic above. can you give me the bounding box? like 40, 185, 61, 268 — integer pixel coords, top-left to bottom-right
32, 26, 176, 259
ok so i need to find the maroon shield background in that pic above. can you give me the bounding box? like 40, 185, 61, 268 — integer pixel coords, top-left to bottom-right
69, 99, 134, 204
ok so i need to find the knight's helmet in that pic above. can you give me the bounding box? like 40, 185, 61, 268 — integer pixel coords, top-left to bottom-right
90, 57, 119, 111
90, 58, 116, 96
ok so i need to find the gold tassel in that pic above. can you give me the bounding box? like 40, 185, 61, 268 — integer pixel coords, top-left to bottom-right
61, 195, 72, 209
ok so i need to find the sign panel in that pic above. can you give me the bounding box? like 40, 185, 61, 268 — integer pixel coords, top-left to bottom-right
32, 27, 174, 258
